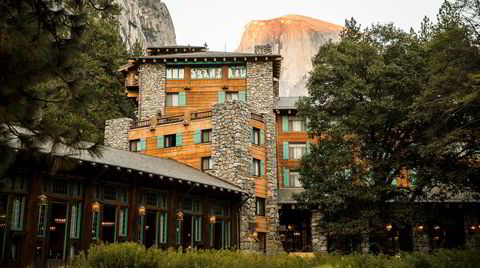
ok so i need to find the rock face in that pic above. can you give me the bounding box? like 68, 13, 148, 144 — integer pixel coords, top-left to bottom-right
114, 0, 176, 50
236, 15, 342, 96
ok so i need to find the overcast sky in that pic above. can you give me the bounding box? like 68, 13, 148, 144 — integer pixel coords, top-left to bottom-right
162, 0, 446, 52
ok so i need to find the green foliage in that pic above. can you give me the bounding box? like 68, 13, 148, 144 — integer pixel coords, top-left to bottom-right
0, 0, 133, 173
71, 243, 480, 268
295, 1, 480, 249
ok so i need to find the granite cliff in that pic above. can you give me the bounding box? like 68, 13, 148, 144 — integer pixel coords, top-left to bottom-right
236, 15, 342, 96
114, 0, 176, 50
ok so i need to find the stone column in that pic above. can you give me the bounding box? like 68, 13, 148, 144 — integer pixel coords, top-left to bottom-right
211, 100, 257, 251
104, 118, 133, 151
412, 227, 430, 252
247, 60, 282, 253
311, 210, 328, 253
464, 213, 480, 249
138, 63, 165, 120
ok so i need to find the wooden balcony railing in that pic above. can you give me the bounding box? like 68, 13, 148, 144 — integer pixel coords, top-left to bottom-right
191, 110, 213, 120
157, 114, 184, 125
251, 113, 264, 123
131, 119, 150, 129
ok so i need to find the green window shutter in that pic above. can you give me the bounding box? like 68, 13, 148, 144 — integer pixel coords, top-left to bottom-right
260, 160, 265, 177
283, 141, 289, 160
140, 138, 146, 151
251, 159, 255, 176
179, 92, 186, 106
251, 128, 255, 144
239, 91, 246, 102
156, 136, 164, 148
195, 129, 201, 144
260, 130, 265, 145
284, 167, 290, 188
218, 92, 225, 103
176, 132, 183, 146
282, 116, 289, 132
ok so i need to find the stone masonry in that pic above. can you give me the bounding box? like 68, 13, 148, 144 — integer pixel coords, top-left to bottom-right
210, 100, 257, 251
311, 210, 328, 253
104, 118, 133, 150
247, 60, 283, 253
254, 44, 273, 55
138, 63, 165, 120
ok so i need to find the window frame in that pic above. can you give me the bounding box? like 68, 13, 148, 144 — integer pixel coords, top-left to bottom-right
288, 116, 307, 132
201, 129, 212, 143
191, 66, 223, 79
166, 67, 185, 80
225, 92, 239, 101
255, 198, 265, 216
164, 134, 177, 148
201, 157, 213, 171
289, 171, 303, 188
252, 159, 261, 177
166, 93, 180, 107
129, 139, 140, 152
252, 128, 260, 145
228, 65, 247, 79
288, 143, 307, 160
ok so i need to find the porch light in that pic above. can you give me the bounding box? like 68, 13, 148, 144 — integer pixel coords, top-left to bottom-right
138, 205, 146, 216
287, 224, 293, 231
209, 215, 216, 224
416, 225, 424, 232
433, 236, 440, 240
176, 211, 184, 221
252, 231, 258, 239
92, 202, 101, 213
470, 225, 476, 231
38, 194, 48, 206
385, 224, 393, 232
434, 225, 440, 231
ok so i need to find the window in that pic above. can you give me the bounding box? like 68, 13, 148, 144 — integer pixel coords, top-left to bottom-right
290, 172, 302, 188
252, 159, 260, 177
70, 202, 82, 239
144, 192, 167, 208
201, 129, 212, 143
228, 66, 247, 78
157, 212, 168, 244
202, 157, 213, 171
130, 139, 146, 152
52, 179, 69, 195
164, 134, 176, 148
252, 128, 260, 145
166, 93, 179, 106
225, 92, 238, 101
194, 216, 202, 242
191, 67, 222, 79
289, 143, 307, 159
289, 116, 306, 131
37, 204, 47, 237
119, 208, 128, 237
255, 198, 265, 216
212, 202, 224, 216
184, 198, 201, 213
103, 186, 117, 201
166, 67, 184, 80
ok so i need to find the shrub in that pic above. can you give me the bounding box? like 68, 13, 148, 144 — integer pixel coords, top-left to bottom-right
72, 243, 480, 268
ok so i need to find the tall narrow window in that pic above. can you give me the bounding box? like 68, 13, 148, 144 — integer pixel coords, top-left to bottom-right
224, 221, 231, 247
92, 211, 100, 240
119, 208, 128, 237
37, 204, 47, 237
252, 128, 260, 145
202, 157, 213, 171
157, 212, 168, 244
194, 216, 202, 242
252, 159, 261, 177
255, 198, 265, 216
201, 129, 212, 143
175, 221, 181, 244
70, 202, 82, 239
11, 196, 25, 231
166, 93, 179, 107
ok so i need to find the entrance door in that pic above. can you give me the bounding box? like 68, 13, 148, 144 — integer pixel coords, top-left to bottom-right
182, 215, 192, 249
144, 211, 157, 248
102, 205, 116, 243
48, 202, 68, 260
214, 220, 223, 249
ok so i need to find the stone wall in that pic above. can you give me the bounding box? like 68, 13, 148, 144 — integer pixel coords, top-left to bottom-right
311, 210, 328, 253
247, 61, 282, 253
104, 118, 133, 150
412, 228, 430, 251
138, 63, 165, 120
210, 100, 258, 251
254, 44, 273, 55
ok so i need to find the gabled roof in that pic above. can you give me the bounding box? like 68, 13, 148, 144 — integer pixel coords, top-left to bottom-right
275, 97, 299, 110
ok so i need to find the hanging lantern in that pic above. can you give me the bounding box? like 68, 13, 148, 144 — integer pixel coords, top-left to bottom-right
385, 224, 393, 232
38, 194, 48, 206
176, 211, 184, 221
138, 205, 146, 216
434, 225, 440, 231
92, 202, 101, 213
416, 225, 424, 232
287, 224, 293, 231
252, 231, 258, 239
209, 215, 216, 224
470, 225, 476, 232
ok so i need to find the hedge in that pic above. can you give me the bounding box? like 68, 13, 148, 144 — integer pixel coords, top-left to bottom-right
72, 242, 480, 268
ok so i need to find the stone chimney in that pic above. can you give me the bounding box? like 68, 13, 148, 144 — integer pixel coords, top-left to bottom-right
254, 44, 272, 55
104, 118, 133, 150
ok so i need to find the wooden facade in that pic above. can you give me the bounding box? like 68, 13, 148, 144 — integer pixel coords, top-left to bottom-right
0, 157, 243, 268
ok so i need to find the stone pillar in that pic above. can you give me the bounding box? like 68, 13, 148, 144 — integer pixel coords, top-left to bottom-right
104, 118, 133, 151
311, 210, 328, 253
211, 100, 257, 251
138, 63, 165, 120
254, 44, 273, 55
464, 213, 480, 249
247, 60, 282, 253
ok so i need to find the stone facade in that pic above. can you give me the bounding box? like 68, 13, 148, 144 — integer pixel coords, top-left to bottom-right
311, 210, 328, 253
254, 44, 273, 55
104, 118, 133, 150
247, 61, 282, 253
412, 228, 430, 252
210, 100, 258, 251
138, 63, 165, 120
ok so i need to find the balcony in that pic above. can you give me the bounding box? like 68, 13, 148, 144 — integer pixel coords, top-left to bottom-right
130, 110, 213, 130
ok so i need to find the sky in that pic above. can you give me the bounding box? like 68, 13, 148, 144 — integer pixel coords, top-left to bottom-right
162, 0, 446, 51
